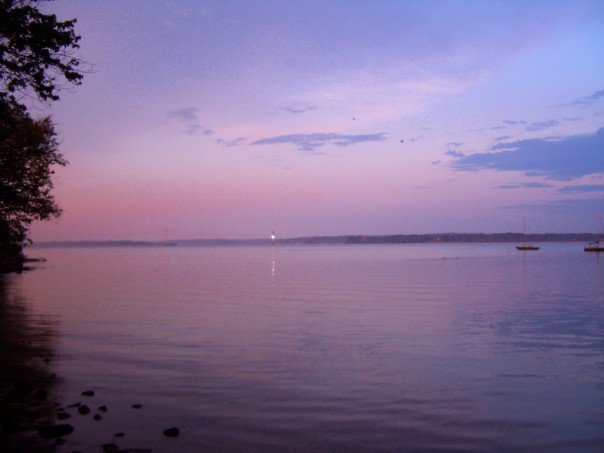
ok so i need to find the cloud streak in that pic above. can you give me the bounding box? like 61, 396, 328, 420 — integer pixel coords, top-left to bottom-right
496, 182, 552, 189
525, 119, 558, 132
280, 106, 317, 114
251, 132, 387, 151
169, 106, 214, 136
214, 137, 245, 147
558, 185, 604, 193
572, 89, 604, 106
445, 149, 465, 158
451, 127, 604, 180
170, 107, 199, 122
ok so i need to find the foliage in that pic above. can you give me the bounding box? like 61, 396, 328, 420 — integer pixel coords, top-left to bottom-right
0, 98, 66, 267
0, 0, 83, 105
0, 0, 82, 270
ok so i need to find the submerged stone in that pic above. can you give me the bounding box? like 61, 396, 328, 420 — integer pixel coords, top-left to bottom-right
101, 443, 119, 453
114, 432, 125, 438
131, 403, 142, 409
163, 427, 180, 437
37, 423, 74, 438
57, 412, 71, 420
98, 405, 108, 412
81, 390, 95, 397
78, 405, 90, 415
93, 414, 102, 421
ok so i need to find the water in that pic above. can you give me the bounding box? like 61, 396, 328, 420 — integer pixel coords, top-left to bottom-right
2, 243, 603, 451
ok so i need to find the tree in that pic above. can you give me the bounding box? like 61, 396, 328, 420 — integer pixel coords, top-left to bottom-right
0, 0, 83, 271
1, 0, 83, 106
0, 100, 66, 257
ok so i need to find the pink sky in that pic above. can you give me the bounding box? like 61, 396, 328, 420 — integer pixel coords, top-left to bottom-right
30, 0, 604, 241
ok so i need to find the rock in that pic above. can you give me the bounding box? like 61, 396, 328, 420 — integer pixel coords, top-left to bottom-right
57, 412, 71, 420
98, 405, 108, 412
81, 390, 95, 397
67, 402, 81, 408
101, 443, 119, 453
131, 403, 142, 409
113, 432, 125, 438
93, 414, 102, 421
163, 427, 180, 437
37, 423, 74, 439
78, 405, 90, 415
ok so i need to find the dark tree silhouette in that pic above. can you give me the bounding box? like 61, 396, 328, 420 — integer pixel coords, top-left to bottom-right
0, 101, 66, 268
0, 0, 83, 105
0, 0, 83, 271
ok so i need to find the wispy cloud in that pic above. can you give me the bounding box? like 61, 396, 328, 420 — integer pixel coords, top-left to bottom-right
169, 106, 199, 122
169, 106, 214, 136
251, 132, 387, 151
445, 149, 465, 158
447, 141, 464, 147
502, 120, 526, 125
214, 137, 245, 147
496, 182, 552, 189
451, 127, 604, 180
495, 135, 512, 141
525, 119, 558, 132
184, 124, 215, 136
558, 185, 604, 193
280, 105, 317, 114
572, 89, 604, 106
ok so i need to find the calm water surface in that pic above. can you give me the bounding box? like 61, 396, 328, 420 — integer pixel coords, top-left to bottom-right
3, 243, 604, 451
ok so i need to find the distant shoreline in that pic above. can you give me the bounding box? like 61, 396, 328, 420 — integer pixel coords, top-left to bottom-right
31, 233, 596, 248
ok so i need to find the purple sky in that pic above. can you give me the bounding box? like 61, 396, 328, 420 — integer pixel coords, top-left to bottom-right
30, 0, 604, 240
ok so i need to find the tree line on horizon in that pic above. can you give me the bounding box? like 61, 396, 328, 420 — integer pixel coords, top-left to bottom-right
1, 0, 84, 272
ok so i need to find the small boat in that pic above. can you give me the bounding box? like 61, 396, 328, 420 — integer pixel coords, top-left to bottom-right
584, 240, 604, 252
516, 244, 540, 251
584, 214, 604, 252
516, 217, 540, 251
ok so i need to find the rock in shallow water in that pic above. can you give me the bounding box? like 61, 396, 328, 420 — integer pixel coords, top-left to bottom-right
101, 442, 119, 452
81, 390, 95, 397
93, 414, 102, 421
131, 403, 142, 409
163, 427, 180, 437
98, 405, 108, 412
57, 411, 71, 420
78, 405, 90, 415
38, 423, 74, 438
114, 432, 125, 438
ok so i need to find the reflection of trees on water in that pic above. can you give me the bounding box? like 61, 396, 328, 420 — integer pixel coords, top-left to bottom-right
0, 276, 59, 450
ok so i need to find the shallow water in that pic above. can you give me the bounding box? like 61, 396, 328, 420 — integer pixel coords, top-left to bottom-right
3, 243, 604, 451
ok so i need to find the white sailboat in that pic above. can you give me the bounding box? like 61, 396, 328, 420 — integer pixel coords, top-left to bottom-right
516, 217, 540, 251
584, 214, 604, 252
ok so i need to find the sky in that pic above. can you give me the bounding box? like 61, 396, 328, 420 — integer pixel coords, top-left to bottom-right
29, 0, 604, 241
